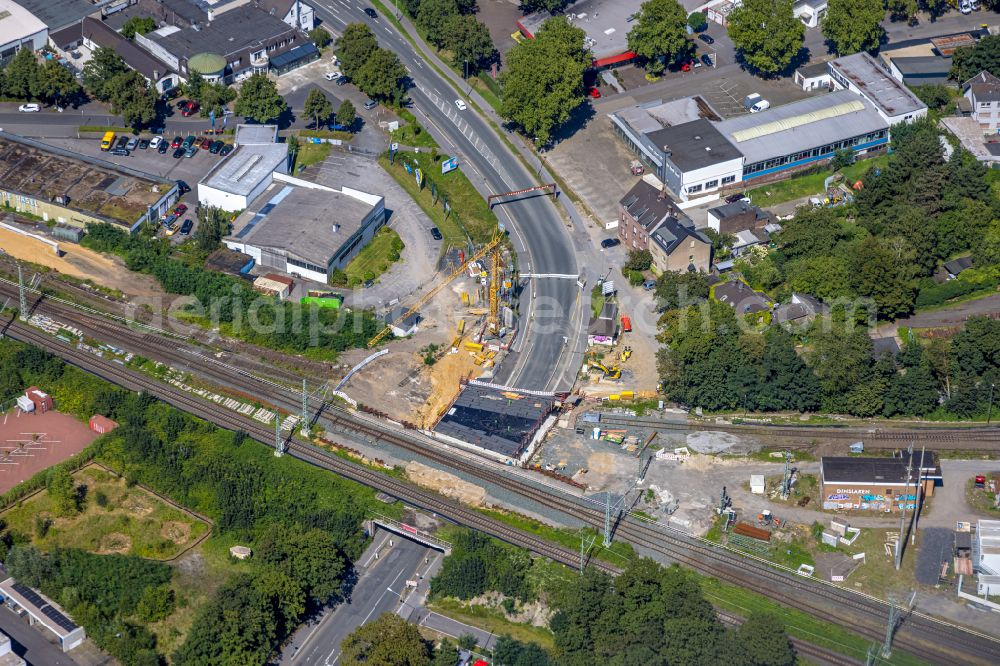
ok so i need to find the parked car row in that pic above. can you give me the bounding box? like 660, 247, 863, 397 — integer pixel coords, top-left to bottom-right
102, 132, 232, 158
160, 202, 194, 237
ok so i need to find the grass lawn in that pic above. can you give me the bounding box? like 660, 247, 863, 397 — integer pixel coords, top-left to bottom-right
293, 141, 330, 173
748, 155, 890, 208
591, 285, 605, 318
379, 151, 498, 248
966, 475, 1000, 514
427, 597, 556, 650
344, 227, 404, 286
390, 109, 439, 149
1, 465, 209, 560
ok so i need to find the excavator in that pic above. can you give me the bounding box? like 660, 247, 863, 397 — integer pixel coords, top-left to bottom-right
587, 360, 621, 380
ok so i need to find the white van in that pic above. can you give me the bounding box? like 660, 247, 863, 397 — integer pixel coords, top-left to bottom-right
960, 0, 973, 13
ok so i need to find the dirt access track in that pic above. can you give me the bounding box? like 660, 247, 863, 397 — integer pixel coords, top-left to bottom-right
0, 225, 163, 298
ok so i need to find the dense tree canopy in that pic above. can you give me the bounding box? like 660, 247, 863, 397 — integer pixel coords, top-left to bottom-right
337, 23, 380, 79
233, 73, 287, 123
727, 0, 804, 76
121, 16, 157, 39
105, 70, 157, 129
500, 16, 589, 144
951, 35, 1000, 82
340, 613, 433, 666
821, 0, 885, 55
82, 47, 130, 100
626, 0, 691, 75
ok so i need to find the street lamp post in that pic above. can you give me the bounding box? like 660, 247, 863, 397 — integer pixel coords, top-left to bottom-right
988, 383, 996, 424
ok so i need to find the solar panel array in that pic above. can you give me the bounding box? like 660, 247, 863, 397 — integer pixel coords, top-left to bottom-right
11, 581, 78, 633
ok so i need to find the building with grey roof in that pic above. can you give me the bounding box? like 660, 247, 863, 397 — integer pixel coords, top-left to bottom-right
138, 3, 314, 84
516, 0, 643, 68
224, 185, 386, 283
81, 17, 179, 95
649, 217, 712, 274
963, 70, 1000, 132
888, 55, 953, 88
235, 123, 279, 146
10, 0, 92, 31
0, 0, 47, 62
435, 384, 556, 461
616, 179, 690, 250
198, 142, 289, 211
829, 52, 927, 124
716, 89, 889, 180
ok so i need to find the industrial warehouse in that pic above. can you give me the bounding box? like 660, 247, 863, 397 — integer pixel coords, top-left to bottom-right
0, 133, 177, 232
609, 52, 926, 200
224, 183, 386, 284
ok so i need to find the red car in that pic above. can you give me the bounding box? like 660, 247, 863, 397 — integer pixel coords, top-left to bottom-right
199, 137, 212, 150
180, 100, 200, 116
587, 87, 601, 99
171, 136, 183, 148
680, 61, 692, 72
174, 203, 188, 215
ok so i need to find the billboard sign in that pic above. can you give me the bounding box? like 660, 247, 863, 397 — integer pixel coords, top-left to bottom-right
441, 156, 459, 174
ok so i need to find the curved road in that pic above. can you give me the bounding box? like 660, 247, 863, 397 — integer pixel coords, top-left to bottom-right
313, 0, 584, 393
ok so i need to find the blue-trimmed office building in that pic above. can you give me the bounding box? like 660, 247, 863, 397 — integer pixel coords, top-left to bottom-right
610, 86, 903, 198
716, 90, 890, 181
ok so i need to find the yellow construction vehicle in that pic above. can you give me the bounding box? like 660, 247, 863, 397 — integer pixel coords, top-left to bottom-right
588, 360, 621, 380
619, 346, 632, 362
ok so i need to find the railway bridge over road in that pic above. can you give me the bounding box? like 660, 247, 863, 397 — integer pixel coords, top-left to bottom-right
364, 514, 452, 555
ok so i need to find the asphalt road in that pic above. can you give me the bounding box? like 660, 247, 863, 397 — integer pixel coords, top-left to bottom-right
280, 531, 434, 665
313, 0, 583, 393
0, 605, 79, 666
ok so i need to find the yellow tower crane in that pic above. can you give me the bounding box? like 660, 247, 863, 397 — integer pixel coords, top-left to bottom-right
487, 249, 501, 332
367, 232, 504, 348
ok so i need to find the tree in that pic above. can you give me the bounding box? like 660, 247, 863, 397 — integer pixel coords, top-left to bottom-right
233, 73, 287, 123
194, 206, 231, 254
821, 0, 884, 55
445, 15, 496, 73
181, 71, 205, 100
336, 99, 357, 129
521, 0, 569, 10
354, 48, 408, 103
309, 27, 332, 49
499, 16, 589, 145
493, 636, 552, 666
136, 585, 175, 622
912, 84, 951, 111
624, 249, 653, 272
3, 48, 40, 100
688, 11, 708, 32
304, 88, 333, 129
627, 0, 691, 75
756, 329, 821, 411
849, 236, 917, 319
951, 35, 1000, 82
977, 219, 1000, 267
197, 82, 236, 118
887, 0, 918, 21
46, 467, 78, 516
655, 270, 710, 311
456, 634, 478, 651
337, 23, 380, 79
340, 613, 432, 666
35, 60, 81, 108
106, 71, 157, 129
418, 0, 460, 47
121, 16, 157, 40
737, 613, 796, 666
82, 47, 129, 101
727, 0, 804, 76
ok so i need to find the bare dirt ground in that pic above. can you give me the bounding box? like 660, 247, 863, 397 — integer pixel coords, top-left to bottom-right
0, 408, 98, 493
405, 461, 486, 505
0, 225, 163, 298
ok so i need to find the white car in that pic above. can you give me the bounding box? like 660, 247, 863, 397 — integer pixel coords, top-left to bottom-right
749, 99, 770, 113
454, 99, 467, 111
149, 136, 163, 149
324, 71, 342, 81
18, 103, 40, 113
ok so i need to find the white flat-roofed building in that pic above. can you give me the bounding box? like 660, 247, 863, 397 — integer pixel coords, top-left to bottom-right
793, 0, 827, 28
716, 90, 890, 181
235, 123, 279, 146
225, 185, 386, 283
0, 577, 85, 651
0, 1, 48, 62
828, 52, 928, 125
198, 143, 289, 211
975, 519, 1000, 595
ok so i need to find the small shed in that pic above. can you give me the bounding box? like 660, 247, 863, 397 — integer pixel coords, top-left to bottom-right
89, 414, 119, 434
25, 387, 52, 413
386, 306, 419, 338
16, 395, 34, 413
750, 474, 765, 494
253, 273, 295, 300
229, 545, 252, 560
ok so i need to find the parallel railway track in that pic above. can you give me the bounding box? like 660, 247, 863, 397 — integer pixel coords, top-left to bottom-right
4, 317, 999, 665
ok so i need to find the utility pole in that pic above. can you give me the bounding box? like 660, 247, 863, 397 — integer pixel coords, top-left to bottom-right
603, 492, 613, 547
880, 592, 917, 659
895, 444, 914, 570
579, 533, 595, 574
912, 445, 925, 546
274, 415, 284, 457
300, 378, 309, 437
780, 450, 792, 500
17, 261, 28, 322
988, 383, 996, 425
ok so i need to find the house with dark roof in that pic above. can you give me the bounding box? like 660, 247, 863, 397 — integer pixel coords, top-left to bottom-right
588, 301, 619, 346
712, 280, 772, 314
943, 255, 974, 278
616, 180, 687, 250
821, 452, 941, 511
963, 71, 1000, 133
706, 200, 771, 235
773, 292, 828, 326
648, 219, 712, 274
81, 17, 179, 94
887, 55, 953, 88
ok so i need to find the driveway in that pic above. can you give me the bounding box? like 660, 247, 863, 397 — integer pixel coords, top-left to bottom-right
874, 293, 1000, 338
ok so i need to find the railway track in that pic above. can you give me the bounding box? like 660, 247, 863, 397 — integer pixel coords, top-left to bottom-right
595, 415, 1000, 450
4, 319, 997, 665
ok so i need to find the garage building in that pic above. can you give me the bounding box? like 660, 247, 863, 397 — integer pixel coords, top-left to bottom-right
820, 451, 940, 512
197, 142, 289, 211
